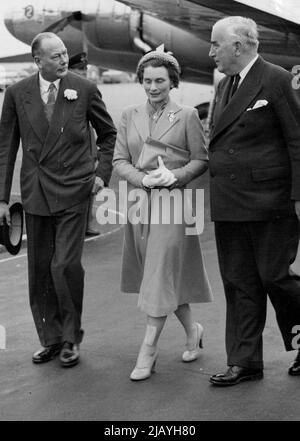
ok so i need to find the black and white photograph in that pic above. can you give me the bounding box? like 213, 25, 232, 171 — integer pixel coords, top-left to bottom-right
0, 0, 300, 426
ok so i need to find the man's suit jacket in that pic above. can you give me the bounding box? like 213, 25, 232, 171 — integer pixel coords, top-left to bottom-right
113, 99, 208, 188
209, 56, 300, 221
0, 71, 116, 215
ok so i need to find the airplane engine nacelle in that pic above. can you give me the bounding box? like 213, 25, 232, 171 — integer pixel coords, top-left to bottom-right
141, 14, 214, 83
82, 1, 214, 83
83, 1, 134, 52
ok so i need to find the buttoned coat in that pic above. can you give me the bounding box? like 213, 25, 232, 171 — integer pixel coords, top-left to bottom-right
209, 56, 300, 221
113, 99, 208, 187
113, 99, 212, 317
0, 71, 116, 215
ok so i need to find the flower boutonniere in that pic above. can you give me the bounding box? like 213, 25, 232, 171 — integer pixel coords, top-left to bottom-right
168, 111, 176, 123
64, 89, 78, 101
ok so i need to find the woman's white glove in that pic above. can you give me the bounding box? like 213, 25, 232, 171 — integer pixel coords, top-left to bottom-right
142, 173, 161, 188
148, 156, 177, 187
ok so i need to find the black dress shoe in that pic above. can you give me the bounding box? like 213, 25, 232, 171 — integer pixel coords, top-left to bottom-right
288, 350, 300, 376
32, 343, 61, 364
210, 365, 263, 386
60, 342, 80, 368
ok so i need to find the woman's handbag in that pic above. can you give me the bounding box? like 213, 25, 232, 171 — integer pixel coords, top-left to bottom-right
135, 136, 189, 171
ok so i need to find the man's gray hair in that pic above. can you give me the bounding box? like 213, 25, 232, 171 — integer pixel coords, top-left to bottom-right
215, 16, 259, 48
31, 32, 60, 57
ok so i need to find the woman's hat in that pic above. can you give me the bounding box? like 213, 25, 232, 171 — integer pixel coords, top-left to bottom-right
137, 45, 181, 74
0, 202, 24, 255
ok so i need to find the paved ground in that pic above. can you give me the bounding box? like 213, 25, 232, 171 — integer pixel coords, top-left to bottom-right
0, 83, 300, 422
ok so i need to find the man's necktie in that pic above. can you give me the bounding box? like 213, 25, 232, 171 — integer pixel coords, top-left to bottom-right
227, 74, 240, 103
45, 83, 56, 123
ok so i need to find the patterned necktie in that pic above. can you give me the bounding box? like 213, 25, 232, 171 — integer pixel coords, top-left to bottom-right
45, 83, 56, 122
227, 74, 240, 103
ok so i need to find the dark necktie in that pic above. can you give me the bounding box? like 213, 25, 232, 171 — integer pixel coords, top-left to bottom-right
227, 74, 240, 103
45, 83, 56, 122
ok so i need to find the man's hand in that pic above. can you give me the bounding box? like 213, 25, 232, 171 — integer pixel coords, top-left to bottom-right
92, 176, 104, 195
0, 201, 10, 226
148, 156, 177, 187
295, 200, 300, 221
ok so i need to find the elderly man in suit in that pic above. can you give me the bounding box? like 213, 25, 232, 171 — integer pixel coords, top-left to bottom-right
208, 16, 300, 386
0, 32, 116, 367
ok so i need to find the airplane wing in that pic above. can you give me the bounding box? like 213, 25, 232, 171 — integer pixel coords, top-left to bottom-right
118, 0, 300, 61
0, 53, 32, 63
119, 0, 300, 34
119, 0, 222, 41
190, 0, 300, 33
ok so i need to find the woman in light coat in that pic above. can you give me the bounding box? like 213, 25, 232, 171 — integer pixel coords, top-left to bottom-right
113, 50, 212, 381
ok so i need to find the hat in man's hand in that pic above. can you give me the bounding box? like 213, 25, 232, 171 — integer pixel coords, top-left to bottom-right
0, 203, 23, 255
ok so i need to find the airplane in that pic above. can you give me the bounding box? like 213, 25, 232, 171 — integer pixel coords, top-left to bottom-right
2, 0, 300, 119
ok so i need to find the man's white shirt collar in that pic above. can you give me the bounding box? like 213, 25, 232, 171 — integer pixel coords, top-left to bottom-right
238, 54, 259, 85
39, 74, 61, 102
39, 74, 60, 91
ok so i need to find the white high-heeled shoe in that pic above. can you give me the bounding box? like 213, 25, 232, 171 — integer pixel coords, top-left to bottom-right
130, 349, 158, 381
182, 323, 204, 362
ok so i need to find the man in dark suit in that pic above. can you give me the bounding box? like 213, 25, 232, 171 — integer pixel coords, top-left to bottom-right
0, 32, 116, 367
208, 16, 300, 386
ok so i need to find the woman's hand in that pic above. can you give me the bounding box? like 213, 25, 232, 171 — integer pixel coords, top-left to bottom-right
148, 156, 177, 187
142, 173, 162, 188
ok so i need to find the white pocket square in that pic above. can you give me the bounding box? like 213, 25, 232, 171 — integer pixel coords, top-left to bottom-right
247, 100, 268, 111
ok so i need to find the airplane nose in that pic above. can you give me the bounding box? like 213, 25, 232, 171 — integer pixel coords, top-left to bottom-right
4, 18, 13, 34
3, 2, 45, 46
4, 13, 16, 39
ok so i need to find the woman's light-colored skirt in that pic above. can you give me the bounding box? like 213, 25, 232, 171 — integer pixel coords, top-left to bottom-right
121, 186, 213, 317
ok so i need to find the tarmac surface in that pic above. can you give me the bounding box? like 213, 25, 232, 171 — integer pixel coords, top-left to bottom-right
0, 83, 300, 422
